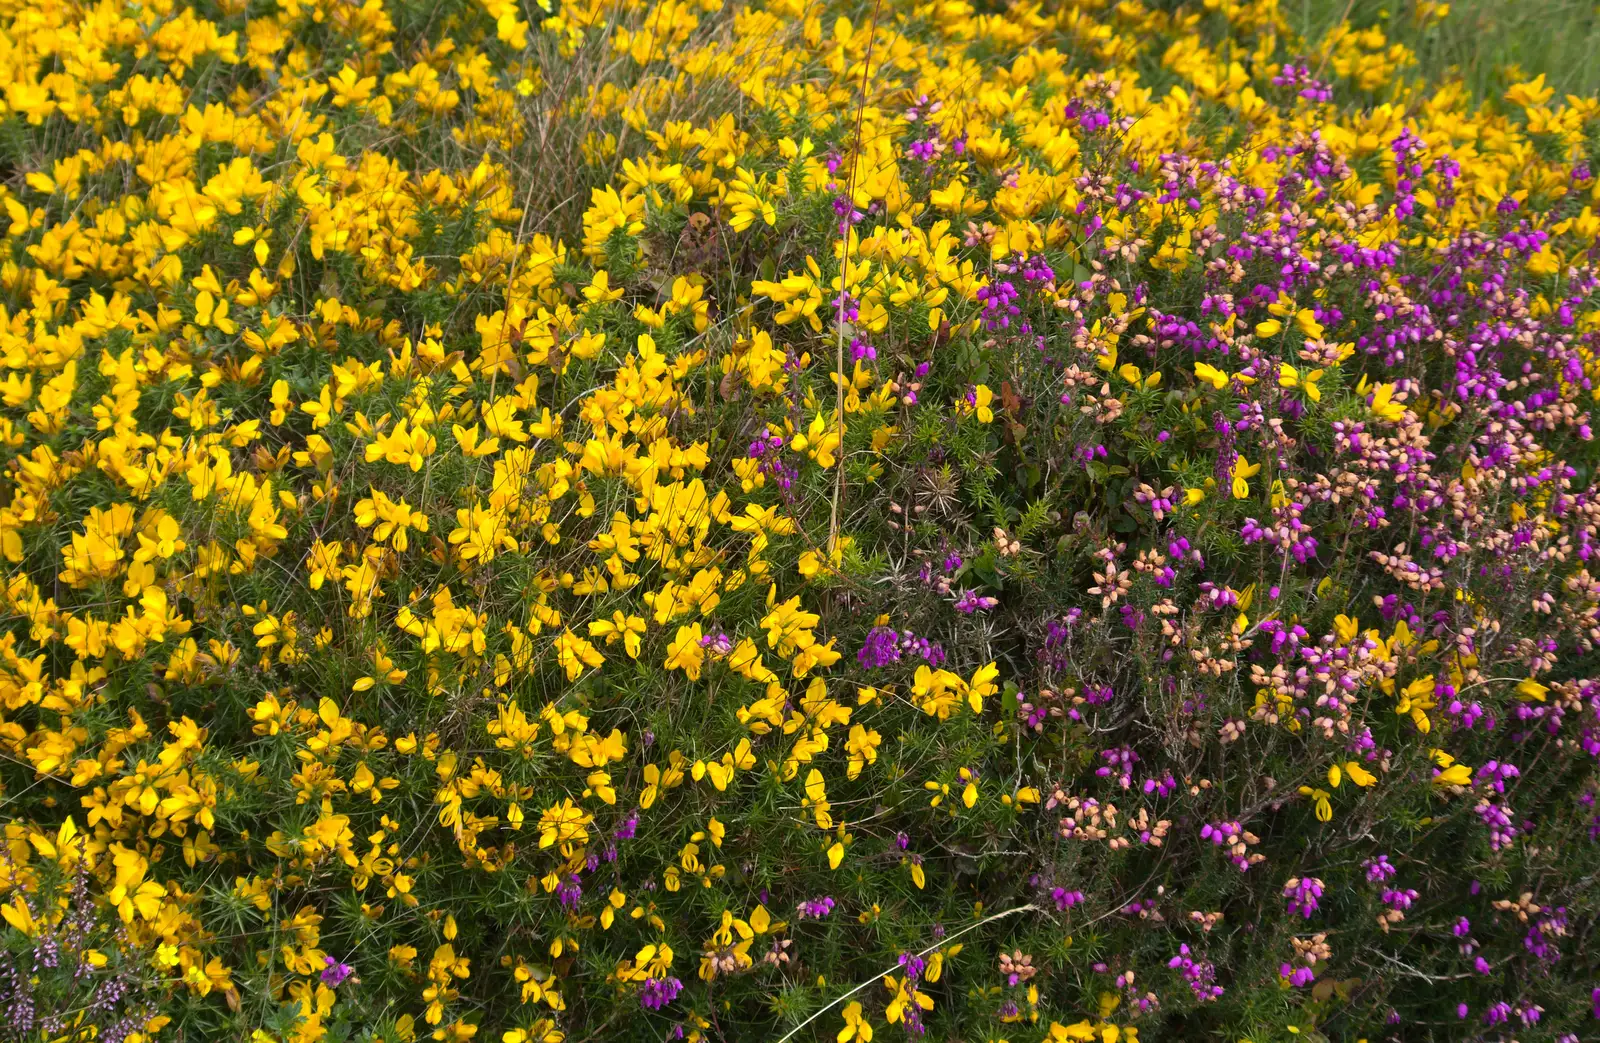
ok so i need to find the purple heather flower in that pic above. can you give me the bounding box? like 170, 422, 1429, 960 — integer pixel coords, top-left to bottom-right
1050, 887, 1085, 911
697, 631, 733, 656
1283, 876, 1324, 919
321, 956, 354, 987
1380, 888, 1418, 912
954, 588, 998, 613
796, 896, 836, 919
614, 811, 639, 841
1279, 963, 1315, 987
640, 976, 683, 1011
1168, 945, 1224, 1002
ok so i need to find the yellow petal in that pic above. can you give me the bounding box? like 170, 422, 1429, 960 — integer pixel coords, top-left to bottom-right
1516, 679, 1548, 702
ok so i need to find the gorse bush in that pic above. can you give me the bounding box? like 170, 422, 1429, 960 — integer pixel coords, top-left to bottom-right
0, 0, 1598, 1040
